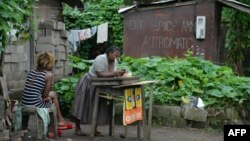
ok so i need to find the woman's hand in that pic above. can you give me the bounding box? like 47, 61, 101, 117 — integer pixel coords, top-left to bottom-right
43, 96, 51, 102
113, 70, 126, 77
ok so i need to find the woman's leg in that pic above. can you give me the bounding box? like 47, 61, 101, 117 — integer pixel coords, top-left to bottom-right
49, 91, 65, 124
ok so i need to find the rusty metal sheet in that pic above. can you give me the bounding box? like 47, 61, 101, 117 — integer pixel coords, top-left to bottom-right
123, 0, 218, 62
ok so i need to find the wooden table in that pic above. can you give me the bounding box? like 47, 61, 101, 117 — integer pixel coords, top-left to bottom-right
90, 77, 157, 141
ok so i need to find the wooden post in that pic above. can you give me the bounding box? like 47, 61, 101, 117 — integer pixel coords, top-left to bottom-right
147, 83, 154, 140
91, 89, 100, 137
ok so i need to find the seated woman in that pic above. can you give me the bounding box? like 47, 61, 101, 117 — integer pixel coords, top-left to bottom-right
21, 51, 73, 138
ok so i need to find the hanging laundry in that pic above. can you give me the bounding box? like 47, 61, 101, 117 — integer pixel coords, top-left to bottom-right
91, 26, 97, 36
68, 26, 98, 52
78, 28, 92, 40
97, 22, 108, 43
68, 30, 80, 52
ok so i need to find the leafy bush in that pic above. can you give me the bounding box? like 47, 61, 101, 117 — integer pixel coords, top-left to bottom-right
120, 53, 250, 112
54, 54, 250, 116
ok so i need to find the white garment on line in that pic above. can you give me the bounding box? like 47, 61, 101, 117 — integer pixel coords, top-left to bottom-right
97, 22, 108, 43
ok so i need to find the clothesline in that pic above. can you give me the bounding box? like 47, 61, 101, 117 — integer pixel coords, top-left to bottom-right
68, 22, 108, 52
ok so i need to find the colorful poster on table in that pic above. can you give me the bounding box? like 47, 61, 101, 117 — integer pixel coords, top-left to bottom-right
123, 87, 143, 125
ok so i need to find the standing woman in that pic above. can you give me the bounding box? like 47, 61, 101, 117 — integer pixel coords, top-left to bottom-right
21, 52, 72, 137
72, 45, 125, 136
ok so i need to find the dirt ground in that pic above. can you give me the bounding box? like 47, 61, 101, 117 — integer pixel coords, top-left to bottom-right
19, 118, 223, 141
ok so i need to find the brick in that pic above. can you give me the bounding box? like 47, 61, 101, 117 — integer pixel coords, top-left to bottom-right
184, 107, 208, 122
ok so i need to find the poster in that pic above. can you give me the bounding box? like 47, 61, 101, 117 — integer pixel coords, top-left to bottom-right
123, 87, 143, 125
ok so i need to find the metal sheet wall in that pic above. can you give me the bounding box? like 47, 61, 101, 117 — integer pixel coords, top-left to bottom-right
123, 0, 219, 62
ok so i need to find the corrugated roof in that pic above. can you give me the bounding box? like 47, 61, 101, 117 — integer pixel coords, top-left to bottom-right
118, 0, 177, 14
217, 0, 250, 14
118, 0, 250, 14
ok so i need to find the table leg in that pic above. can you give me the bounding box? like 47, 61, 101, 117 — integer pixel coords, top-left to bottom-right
137, 121, 141, 139
91, 89, 100, 137
109, 95, 115, 136
125, 125, 128, 141
141, 86, 148, 141
147, 83, 154, 140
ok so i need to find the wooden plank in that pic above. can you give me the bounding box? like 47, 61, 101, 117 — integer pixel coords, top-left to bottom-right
112, 80, 158, 88
90, 77, 139, 86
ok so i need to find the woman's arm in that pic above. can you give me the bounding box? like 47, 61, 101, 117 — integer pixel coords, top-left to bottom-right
96, 70, 125, 78
43, 71, 53, 98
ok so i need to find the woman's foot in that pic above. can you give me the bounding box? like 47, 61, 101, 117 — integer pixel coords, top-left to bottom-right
75, 130, 87, 136
58, 122, 74, 130
95, 130, 103, 137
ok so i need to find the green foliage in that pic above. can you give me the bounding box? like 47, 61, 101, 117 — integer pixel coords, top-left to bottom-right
222, 0, 250, 75
54, 54, 250, 117
120, 54, 250, 112
63, 0, 124, 59
0, 0, 33, 49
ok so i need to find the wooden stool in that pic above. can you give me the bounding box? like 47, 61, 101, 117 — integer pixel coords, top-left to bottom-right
21, 104, 58, 139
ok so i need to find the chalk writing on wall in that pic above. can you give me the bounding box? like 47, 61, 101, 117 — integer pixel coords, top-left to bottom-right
142, 36, 194, 49
128, 18, 196, 50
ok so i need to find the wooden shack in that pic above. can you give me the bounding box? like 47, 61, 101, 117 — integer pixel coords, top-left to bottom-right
120, 0, 250, 64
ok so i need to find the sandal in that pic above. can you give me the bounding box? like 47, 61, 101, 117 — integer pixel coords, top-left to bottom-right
75, 130, 87, 136
58, 122, 74, 130
95, 131, 103, 137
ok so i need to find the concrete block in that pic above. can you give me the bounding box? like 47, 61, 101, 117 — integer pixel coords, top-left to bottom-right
16, 45, 24, 54
55, 45, 65, 53
55, 60, 63, 68
39, 21, 57, 29
153, 105, 181, 118
3, 64, 11, 73
60, 30, 69, 38
184, 107, 208, 122
164, 117, 187, 128
11, 54, 19, 62
51, 30, 61, 38
3, 55, 11, 62
35, 43, 55, 53
57, 22, 65, 30
0, 130, 9, 141
0, 97, 5, 119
